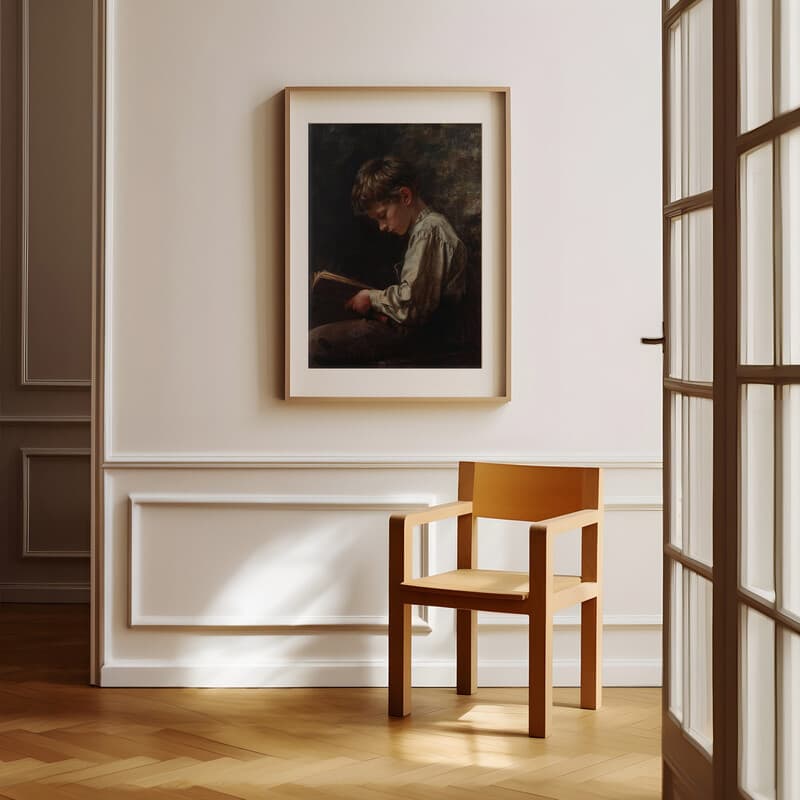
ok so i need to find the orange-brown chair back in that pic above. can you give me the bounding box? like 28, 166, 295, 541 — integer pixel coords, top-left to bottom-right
457, 461, 601, 522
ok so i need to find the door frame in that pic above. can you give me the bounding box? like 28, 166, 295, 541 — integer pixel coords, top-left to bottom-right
89, 0, 107, 687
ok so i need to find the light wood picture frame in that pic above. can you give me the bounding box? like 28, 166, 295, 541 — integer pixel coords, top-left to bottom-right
284, 86, 510, 401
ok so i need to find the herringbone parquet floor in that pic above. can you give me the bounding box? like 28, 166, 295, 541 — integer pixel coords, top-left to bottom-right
0, 605, 660, 799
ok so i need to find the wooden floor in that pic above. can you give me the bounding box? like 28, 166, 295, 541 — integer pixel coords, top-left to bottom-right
0, 605, 661, 799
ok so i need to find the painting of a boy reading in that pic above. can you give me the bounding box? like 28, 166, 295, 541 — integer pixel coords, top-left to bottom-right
307, 124, 481, 368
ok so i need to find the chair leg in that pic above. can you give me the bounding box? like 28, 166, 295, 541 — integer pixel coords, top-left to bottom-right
580, 597, 602, 710
456, 609, 477, 695
529, 609, 552, 737
388, 599, 411, 717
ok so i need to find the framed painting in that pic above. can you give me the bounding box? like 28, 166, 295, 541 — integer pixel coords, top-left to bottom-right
285, 86, 510, 401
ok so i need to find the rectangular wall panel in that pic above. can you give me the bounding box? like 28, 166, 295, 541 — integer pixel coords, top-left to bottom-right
22, 449, 90, 557
21, 0, 92, 385
0, 425, 90, 599
129, 494, 433, 628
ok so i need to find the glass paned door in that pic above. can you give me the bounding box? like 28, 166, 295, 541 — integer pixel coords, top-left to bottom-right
662, 0, 715, 795
737, 0, 800, 795
663, 1, 800, 796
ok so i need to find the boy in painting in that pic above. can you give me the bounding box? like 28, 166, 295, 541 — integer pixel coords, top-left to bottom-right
308, 156, 467, 367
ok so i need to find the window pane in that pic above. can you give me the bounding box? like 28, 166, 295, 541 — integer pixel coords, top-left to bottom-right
670, 218, 683, 378
782, 129, 800, 364
741, 144, 775, 365
740, 606, 776, 800
778, 0, 800, 116
783, 385, 800, 619
686, 0, 712, 196
740, 0, 774, 132
669, 21, 683, 202
669, 209, 713, 381
779, 628, 800, 800
668, 2, 712, 202
686, 572, 712, 752
669, 561, 684, 722
671, 394, 684, 550
688, 210, 713, 381
742, 384, 776, 603
687, 398, 713, 566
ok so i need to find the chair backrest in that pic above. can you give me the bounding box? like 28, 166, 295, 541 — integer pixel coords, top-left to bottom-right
457, 461, 601, 522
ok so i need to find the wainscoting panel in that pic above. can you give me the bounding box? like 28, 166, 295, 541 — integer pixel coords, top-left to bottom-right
128, 493, 432, 630
23, 448, 91, 557
102, 463, 662, 688
20, 0, 92, 386
0, 426, 90, 600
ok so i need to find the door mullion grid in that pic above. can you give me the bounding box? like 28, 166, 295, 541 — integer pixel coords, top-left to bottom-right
732, 3, 800, 796
738, 588, 800, 638
737, 0, 798, 787
666, 378, 714, 398
666, 0, 708, 33
737, 107, 800, 154
665, 191, 715, 217
739, 367, 800, 381
715, 0, 738, 794
668, 545, 714, 582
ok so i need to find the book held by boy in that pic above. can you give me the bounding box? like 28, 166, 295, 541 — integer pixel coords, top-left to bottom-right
309, 270, 376, 327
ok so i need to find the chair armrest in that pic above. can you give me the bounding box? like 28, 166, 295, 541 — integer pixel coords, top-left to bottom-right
390, 501, 473, 532
389, 501, 473, 585
529, 508, 602, 537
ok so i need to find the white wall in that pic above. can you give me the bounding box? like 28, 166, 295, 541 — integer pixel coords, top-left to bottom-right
102, 0, 663, 687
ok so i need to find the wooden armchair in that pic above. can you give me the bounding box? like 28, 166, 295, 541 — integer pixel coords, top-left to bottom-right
388, 461, 603, 738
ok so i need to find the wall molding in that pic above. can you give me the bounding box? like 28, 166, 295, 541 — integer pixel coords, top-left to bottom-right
605, 497, 662, 511
127, 615, 432, 632
104, 456, 663, 470
0, 416, 91, 423
100, 657, 662, 688
0, 582, 89, 603
19, 0, 91, 389
128, 492, 438, 508
21, 448, 91, 557
125, 491, 659, 632
128, 493, 434, 630
479, 613, 662, 628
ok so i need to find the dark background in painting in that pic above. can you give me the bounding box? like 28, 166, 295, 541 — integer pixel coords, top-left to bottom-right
308, 123, 481, 367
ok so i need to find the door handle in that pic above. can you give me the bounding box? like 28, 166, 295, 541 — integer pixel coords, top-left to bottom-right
641, 322, 665, 347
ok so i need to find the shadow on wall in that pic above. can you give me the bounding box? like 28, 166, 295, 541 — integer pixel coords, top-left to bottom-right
137, 507, 416, 685
251, 93, 286, 404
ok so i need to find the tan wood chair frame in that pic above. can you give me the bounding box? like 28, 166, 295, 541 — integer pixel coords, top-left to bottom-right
388, 461, 603, 738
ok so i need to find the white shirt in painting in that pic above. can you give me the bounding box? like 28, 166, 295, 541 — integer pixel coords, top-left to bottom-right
368, 207, 467, 326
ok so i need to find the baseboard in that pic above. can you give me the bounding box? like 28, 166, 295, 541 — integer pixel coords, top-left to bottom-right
0, 582, 90, 603
101, 658, 662, 688
475, 658, 662, 687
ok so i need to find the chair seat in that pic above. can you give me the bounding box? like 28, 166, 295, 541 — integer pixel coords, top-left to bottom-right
401, 569, 582, 601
